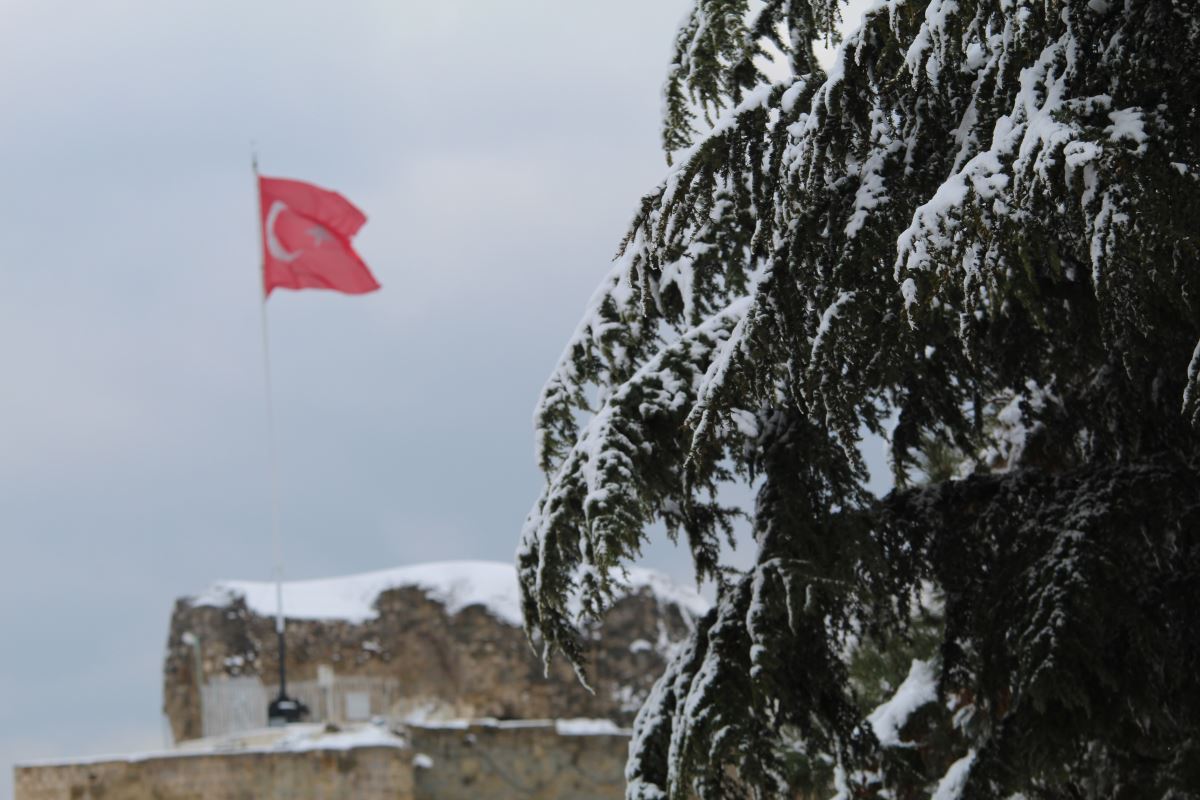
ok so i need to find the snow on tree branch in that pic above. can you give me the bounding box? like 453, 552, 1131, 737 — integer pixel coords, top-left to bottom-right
521, 0, 1200, 796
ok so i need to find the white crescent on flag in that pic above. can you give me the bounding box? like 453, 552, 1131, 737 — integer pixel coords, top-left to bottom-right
265, 201, 301, 263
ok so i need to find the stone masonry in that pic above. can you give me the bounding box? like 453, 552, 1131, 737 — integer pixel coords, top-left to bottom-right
15, 722, 628, 800
163, 571, 699, 743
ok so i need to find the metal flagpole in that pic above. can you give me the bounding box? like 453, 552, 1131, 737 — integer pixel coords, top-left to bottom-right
253, 147, 306, 725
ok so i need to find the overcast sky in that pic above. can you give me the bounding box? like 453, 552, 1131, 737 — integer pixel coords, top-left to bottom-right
0, 2, 882, 794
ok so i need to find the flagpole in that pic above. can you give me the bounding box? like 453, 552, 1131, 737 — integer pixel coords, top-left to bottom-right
253, 147, 304, 725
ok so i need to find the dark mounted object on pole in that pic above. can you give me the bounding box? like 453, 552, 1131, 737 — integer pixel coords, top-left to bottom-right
267, 626, 308, 726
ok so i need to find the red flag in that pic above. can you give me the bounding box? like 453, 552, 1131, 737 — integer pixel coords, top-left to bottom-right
258, 176, 381, 296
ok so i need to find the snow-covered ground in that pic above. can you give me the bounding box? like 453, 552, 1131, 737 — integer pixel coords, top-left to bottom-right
192, 559, 708, 626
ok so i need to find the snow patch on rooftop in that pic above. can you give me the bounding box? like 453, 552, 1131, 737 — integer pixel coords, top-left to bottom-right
268, 723, 406, 753
192, 560, 708, 627
555, 718, 629, 736
16, 724, 406, 767
193, 560, 524, 626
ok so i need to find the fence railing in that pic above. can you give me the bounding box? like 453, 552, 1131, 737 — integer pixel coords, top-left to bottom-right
200, 673, 401, 738
201, 676, 268, 738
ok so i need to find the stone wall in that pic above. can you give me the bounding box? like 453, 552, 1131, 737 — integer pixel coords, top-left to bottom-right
409, 722, 626, 800
14, 747, 411, 800
14, 724, 628, 800
164, 586, 693, 743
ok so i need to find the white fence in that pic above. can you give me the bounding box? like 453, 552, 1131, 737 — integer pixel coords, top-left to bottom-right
201, 676, 268, 738
200, 672, 401, 738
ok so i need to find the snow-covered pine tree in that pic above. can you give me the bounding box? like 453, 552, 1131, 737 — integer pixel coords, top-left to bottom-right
518, 1, 1200, 797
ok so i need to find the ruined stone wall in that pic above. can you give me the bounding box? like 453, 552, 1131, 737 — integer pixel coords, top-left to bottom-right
164, 587, 692, 743
14, 725, 628, 800
408, 722, 627, 800
14, 747, 412, 800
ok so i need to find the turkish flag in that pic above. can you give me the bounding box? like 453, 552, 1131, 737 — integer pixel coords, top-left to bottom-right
258, 176, 381, 296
